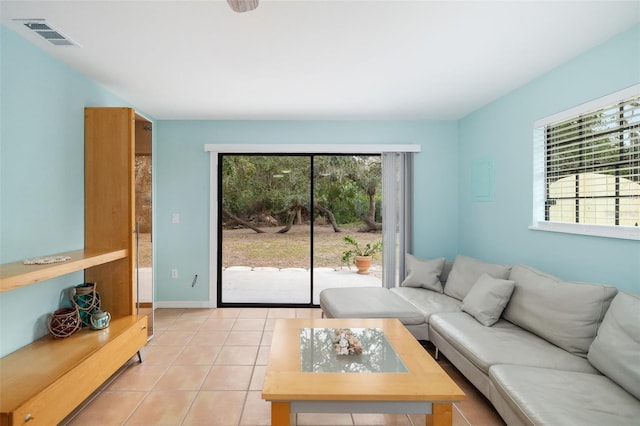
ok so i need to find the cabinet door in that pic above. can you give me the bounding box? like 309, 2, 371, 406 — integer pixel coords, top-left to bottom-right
134, 115, 154, 338
84, 107, 136, 317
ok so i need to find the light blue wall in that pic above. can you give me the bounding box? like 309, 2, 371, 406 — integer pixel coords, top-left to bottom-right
458, 25, 640, 292
155, 121, 459, 302
0, 26, 149, 357
3, 18, 638, 358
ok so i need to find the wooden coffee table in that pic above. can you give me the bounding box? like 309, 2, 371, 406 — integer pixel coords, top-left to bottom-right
262, 318, 464, 426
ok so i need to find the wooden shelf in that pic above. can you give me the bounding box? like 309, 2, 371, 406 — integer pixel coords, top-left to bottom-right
0, 108, 150, 426
0, 315, 147, 426
0, 249, 128, 293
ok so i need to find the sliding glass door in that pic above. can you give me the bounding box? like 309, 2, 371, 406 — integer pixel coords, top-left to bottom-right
218, 154, 384, 306
219, 155, 312, 304
311, 155, 384, 304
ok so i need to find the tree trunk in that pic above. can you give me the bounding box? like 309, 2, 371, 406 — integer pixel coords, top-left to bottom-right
277, 208, 298, 234
314, 203, 342, 232
366, 188, 376, 224
222, 208, 265, 233
359, 188, 381, 232
358, 214, 382, 232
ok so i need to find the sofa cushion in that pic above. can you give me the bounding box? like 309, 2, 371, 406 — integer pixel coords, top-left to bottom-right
443, 255, 511, 301
504, 264, 618, 357
441, 261, 453, 285
588, 292, 640, 400
462, 273, 515, 326
319, 287, 425, 325
391, 287, 462, 321
400, 254, 445, 292
490, 364, 640, 426
429, 312, 598, 375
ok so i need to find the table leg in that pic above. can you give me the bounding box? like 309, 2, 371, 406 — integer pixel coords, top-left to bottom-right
425, 403, 453, 426
271, 401, 291, 426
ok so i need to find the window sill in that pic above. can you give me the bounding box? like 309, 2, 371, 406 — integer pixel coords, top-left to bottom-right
529, 222, 640, 241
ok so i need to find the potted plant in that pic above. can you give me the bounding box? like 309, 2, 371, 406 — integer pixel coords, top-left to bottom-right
341, 235, 382, 275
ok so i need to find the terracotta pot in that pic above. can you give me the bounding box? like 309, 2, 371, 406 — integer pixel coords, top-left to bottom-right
355, 255, 372, 275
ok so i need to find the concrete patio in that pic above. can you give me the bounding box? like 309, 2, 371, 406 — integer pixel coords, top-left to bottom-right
137, 266, 383, 305
222, 266, 383, 304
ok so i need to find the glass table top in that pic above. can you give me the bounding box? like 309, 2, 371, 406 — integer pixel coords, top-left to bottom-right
300, 327, 408, 373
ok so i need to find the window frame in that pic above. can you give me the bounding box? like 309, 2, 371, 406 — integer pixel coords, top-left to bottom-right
531, 84, 640, 241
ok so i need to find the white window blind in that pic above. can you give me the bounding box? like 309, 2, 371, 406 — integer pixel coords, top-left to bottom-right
532, 87, 640, 240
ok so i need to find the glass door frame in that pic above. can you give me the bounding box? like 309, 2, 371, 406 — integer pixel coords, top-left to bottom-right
217, 153, 315, 308
205, 144, 421, 309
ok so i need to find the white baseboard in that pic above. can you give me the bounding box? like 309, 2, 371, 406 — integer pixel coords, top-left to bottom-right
154, 301, 213, 309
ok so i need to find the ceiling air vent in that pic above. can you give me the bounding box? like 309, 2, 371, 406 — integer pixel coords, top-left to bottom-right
14, 19, 79, 47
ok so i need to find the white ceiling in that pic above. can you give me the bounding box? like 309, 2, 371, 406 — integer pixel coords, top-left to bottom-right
2, 1, 639, 120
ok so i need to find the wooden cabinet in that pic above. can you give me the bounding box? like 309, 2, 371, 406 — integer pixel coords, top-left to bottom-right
0, 316, 147, 426
0, 107, 150, 426
84, 107, 137, 318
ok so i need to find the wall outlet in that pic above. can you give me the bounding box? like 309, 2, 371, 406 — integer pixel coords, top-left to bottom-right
172, 213, 180, 224
171, 269, 178, 278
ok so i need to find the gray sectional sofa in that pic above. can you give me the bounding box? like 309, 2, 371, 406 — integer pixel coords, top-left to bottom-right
319, 255, 640, 425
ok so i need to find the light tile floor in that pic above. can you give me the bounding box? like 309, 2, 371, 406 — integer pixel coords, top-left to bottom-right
63, 308, 505, 426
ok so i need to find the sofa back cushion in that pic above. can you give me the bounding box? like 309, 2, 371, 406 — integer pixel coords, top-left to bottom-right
588, 292, 640, 400
441, 261, 453, 286
444, 255, 511, 301
504, 265, 618, 357
400, 254, 445, 292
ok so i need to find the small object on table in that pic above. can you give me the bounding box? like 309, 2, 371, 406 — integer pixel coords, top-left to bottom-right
332, 328, 363, 355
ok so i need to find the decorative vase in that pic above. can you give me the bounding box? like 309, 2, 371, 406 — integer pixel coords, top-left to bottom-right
71, 282, 101, 327
48, 307, 81, 338
90, 309, 111, 330
355, 255, 372, 275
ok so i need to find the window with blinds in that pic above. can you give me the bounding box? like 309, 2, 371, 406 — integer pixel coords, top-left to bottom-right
543, 95, 640, 228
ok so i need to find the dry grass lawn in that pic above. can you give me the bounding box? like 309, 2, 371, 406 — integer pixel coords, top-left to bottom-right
222, 224, 382, 269
136, 225, 383, 270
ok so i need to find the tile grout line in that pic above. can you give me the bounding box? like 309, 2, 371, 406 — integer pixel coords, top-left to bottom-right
237, 315, 263, 426
453, 402, 472, 426
146, 311, 200, 426
140, 310, 217, 426
121, 390, 153, 426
